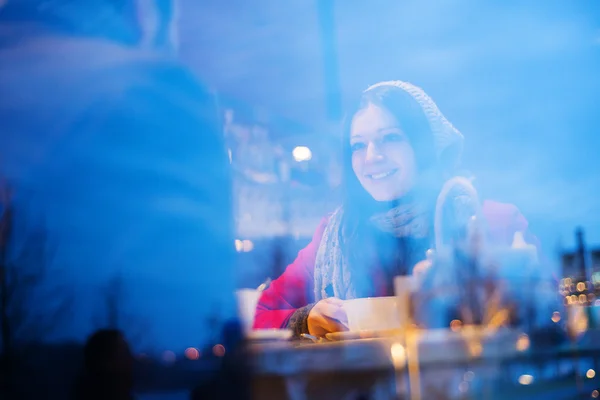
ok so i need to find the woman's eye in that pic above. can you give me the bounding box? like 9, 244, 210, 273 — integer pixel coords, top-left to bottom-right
351, 142, 366, 152
383, 133, 405, 143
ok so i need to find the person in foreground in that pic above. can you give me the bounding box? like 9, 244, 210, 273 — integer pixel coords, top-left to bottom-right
0, 1, 245, 398
254, 80, 540, 337
0, 0, 237, 345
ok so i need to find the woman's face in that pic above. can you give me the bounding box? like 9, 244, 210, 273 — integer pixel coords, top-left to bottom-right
350, 103, 417, 202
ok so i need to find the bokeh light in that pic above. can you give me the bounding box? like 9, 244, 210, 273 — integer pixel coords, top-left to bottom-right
292, 146, 312, 162
185, 347, 200, 360
213, 344, 226, 357
518, 375, 534, 385
587, 369, 596, 379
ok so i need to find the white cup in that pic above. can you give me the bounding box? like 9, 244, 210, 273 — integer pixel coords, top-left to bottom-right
394, 275, 416, 295
343, 296, 403, 332
394, 275, 414, 326
235, 289, 262, 334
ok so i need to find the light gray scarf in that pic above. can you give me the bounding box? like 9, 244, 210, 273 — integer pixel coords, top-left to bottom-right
313, 183, 478, 302
313, 201, 430, 301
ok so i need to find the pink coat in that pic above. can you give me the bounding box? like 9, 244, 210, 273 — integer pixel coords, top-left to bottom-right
254, 200, 540, 329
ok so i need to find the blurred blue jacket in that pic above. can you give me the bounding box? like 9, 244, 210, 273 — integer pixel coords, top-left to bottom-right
0, 2, 236, 350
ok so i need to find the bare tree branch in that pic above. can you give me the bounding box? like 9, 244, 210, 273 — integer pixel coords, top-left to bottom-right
0, 180, 73, 364
99, 272, 153, 351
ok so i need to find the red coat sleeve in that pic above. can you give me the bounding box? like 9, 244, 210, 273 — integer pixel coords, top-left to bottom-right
253, 217, 328, 329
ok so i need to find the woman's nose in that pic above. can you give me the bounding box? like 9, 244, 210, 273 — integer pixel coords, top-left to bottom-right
365, 142, 385, 164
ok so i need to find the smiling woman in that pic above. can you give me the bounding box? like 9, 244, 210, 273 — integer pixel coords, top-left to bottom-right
349, 103, 418, 201
254, 80, 540, 337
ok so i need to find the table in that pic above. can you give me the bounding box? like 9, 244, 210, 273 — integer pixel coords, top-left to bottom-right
247, 328, 525, 400
247, 328, 600, 399
249, 339, 398, 400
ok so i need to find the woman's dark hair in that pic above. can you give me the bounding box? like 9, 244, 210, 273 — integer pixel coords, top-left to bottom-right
338, 84, 442, 292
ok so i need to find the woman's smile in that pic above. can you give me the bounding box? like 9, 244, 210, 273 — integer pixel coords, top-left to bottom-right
365, 168, 399, 181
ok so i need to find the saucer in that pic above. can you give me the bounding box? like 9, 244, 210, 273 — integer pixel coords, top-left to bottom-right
247, 329, 293, 341
325, 329, 403, 341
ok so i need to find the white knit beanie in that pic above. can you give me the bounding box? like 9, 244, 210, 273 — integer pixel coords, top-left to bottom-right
364, 80, 464, 168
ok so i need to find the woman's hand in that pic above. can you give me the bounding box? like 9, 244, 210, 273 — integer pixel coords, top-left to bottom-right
307, 297, 348, 337
412, 259, 432, 284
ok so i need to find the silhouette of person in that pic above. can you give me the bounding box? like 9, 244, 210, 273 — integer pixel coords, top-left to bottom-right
74, 329, 135, 400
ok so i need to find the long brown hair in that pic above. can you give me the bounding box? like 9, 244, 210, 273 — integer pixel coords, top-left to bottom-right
338, 84, 447, 292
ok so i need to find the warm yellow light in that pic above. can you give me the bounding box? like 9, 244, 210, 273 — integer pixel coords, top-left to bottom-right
450, 319, 462, 332
579, 294, 587, 304
234, 239, 243, 252
518, 374, 534, 385
587, 369, 596, 379
468, 342, 483, 357
565, 296, 572, 305
516, 334, 530, 352
577, 282, 586, 292
551, 311, 561, 323
390, 343, 406, 367
564, 277, 572, 286
572, 308, 589, 335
